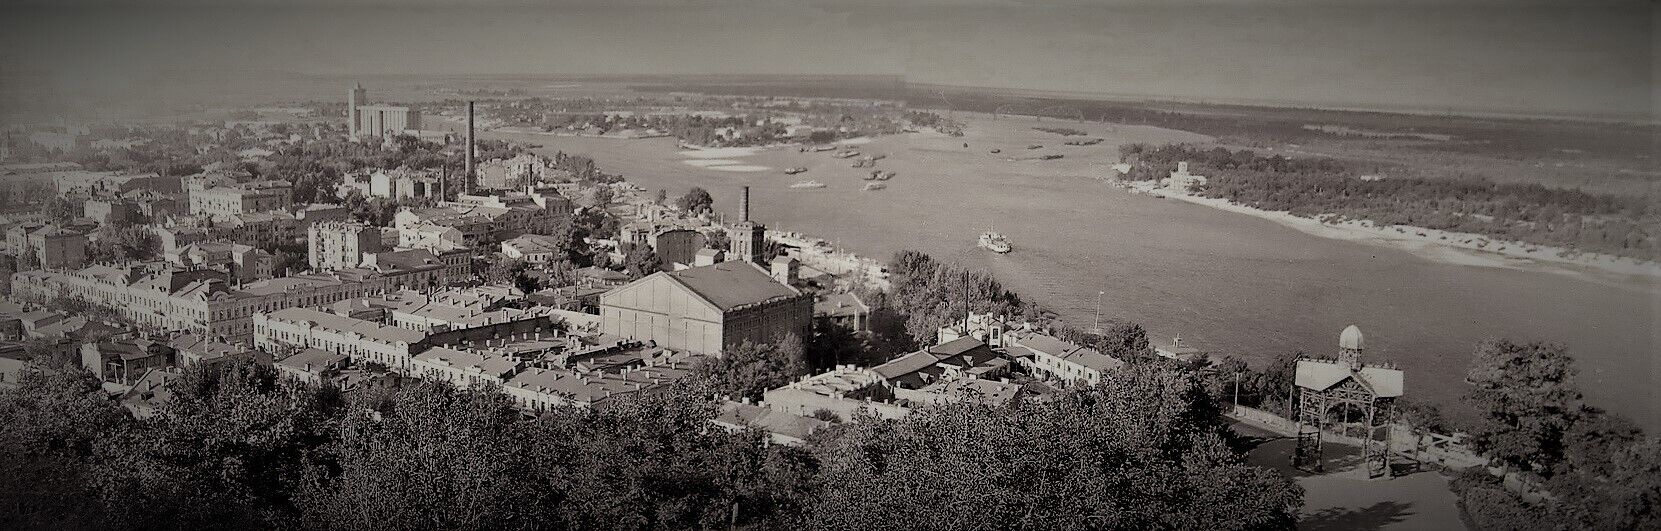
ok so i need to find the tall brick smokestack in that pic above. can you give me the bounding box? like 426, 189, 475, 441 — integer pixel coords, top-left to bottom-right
739, 185, 751, 222
465, 101, 475, 195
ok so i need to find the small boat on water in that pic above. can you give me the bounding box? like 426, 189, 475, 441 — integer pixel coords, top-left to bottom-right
978, 232, 1012, 254
863, 171, 879, 181
863, 182, 886, 191
1038, 154, 1064, 160
783, 167, 808, 175
789, 180, 827, 189
876, 171, 895, 181
1027, 144, 1043, 150
832, 150, 861, 159
989, 149, 1001, 154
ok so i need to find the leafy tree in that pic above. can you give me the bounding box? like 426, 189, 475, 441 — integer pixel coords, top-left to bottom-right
91, 362, 343, 529
298, 382, 536, 529
653, 189, 668, 204
883, 250, 1040, 346
45, 197, 79, 224
0, 366, 128, 529
1465, 339, 1582, 475
809, 363, 1301, 529
692, 336, 808, 400
528, 385, 815, 529
677, 187, 714, 214
807, 320, 866, 370
704, 229, 730, 252
623, 244, 663, 280
1091, 320, 1152, 361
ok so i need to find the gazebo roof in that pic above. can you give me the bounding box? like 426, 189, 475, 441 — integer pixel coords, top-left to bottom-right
1294, 359, 1404, 398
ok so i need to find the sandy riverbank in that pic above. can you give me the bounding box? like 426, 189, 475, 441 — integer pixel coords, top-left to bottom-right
1123, 181, 1661, 289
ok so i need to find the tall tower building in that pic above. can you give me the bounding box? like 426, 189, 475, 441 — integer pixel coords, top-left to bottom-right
727, 186, 765, 265
465, 101, 476, 195
348, 83, 366, 137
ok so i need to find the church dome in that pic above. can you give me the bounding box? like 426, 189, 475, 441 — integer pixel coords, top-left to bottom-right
1339, 325, 1364, 350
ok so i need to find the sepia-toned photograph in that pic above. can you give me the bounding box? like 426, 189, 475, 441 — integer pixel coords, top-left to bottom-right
0, 0, 1654, 529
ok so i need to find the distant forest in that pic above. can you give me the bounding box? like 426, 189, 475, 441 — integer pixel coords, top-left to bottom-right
1121, 144, 1657, 261
628, 80, 1655, 162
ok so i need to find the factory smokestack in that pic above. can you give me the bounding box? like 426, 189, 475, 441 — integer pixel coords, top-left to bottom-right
465, 101, 475, 195
739, 185, 751, 222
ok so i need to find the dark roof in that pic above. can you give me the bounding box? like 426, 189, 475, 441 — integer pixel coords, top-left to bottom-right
871, 350, 942, 380
663, 261, 801, 312
929, 337, 988, 357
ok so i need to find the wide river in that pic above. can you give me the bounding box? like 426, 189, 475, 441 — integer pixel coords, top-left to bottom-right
489, 116, 1660, 429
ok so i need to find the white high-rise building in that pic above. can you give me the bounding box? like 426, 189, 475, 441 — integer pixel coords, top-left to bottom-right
347, 83, 420, 138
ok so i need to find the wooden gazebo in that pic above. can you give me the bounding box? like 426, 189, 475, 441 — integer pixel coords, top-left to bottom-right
1291, 325, 1405, 478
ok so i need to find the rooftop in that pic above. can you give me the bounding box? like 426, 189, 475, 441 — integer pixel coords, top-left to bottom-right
276, 348, 349, 372
662, 261, 801, 312
264, 307, 426, 345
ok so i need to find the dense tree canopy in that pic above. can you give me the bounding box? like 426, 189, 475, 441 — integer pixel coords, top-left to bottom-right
692, 336, 809, 400
1120, 144, 1656, 260
676, 187, 715, 215
1465, 339, 1582, 475
810, 363, 1302, 529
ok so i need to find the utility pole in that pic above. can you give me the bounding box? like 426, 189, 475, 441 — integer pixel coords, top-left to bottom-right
1233, 371, 1241, 414
1093, 290, 1104, 334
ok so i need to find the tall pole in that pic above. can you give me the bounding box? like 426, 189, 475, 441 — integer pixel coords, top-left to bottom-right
1093, 290, 1103, 333
1233, 371, 1241, 413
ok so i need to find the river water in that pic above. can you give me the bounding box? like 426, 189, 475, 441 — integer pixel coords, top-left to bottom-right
490, 117, 1659, 429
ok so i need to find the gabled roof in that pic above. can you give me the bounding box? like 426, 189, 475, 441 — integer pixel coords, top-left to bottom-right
1009, 332, 1123, 372
1294, 359, 1404, 398
871, 350, 942, 380
660, 261, 801, 312
715, 401, 829, 441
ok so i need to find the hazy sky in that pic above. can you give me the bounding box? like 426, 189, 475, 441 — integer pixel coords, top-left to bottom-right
0, 0, 1652, 117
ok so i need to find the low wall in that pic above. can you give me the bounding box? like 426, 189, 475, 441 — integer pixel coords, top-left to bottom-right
1227, 405, 1486, 469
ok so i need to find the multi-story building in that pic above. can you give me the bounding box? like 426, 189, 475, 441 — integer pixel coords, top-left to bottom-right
359, 249, 455, 290
308, 221, 383, 271
367, 168, 442, 200
189, 180, 292, 217
166, 242, 274, 283
273, 348, 349, 385
408, 346, 521, 389
11, 263, 395, 344
348, 83, 421, 138
82, 198, 139, 225
393, 207, 493, 246
254, 307, 427, 374
29, 227, 87, 269
476, 154, 557, 191
599, 261, 813, 355
501, 233, 567, 263
444, 188, 575, 236
354, 105, 421, 138
620, 220, 711, 267
1004, 331, 1123, 387
398, 222, 468, 252
156, 225, 210, 255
